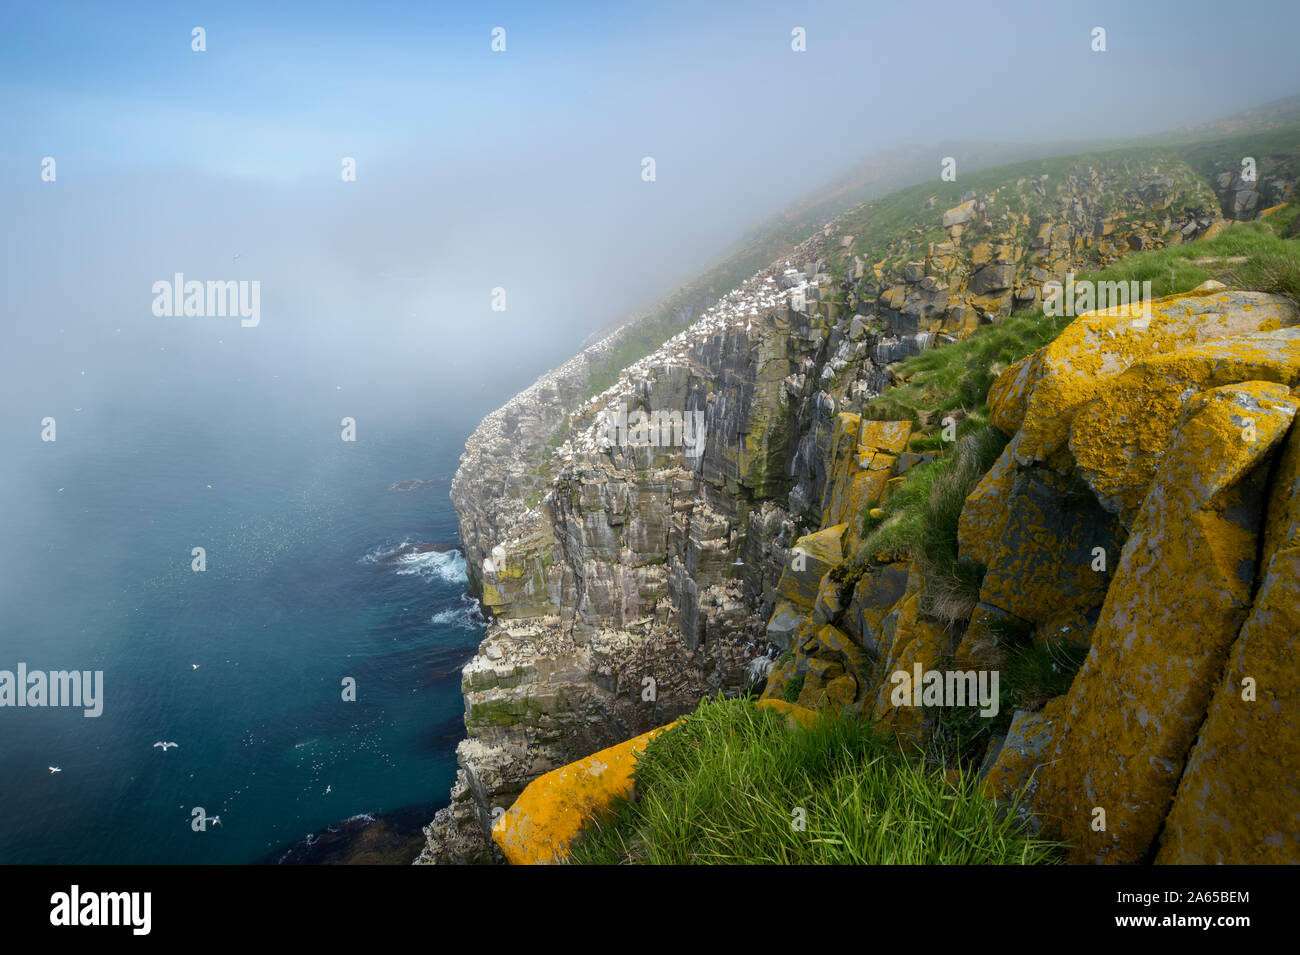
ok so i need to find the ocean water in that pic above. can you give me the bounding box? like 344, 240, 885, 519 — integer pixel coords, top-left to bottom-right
0, 366, 492, 864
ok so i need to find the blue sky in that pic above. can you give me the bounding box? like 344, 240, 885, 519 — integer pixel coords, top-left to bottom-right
3, 0, 1299, 412
8, 0, 1299, 183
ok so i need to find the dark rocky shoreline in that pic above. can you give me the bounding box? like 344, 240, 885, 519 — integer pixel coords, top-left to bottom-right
268, 803, 440, 865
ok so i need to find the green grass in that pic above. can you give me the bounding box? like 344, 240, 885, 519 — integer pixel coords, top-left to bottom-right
824, 146, 1218, 289
856, 458, 940, 560
843, 210, 1298, 646
781, 672, 805, 704
566, 696, 1061, 865
852, 425, 1006, 622
860, 211, 1300, 432
912, 428, 1005, 621
924, 701, 1008, 769
1003, 639, 1090, 712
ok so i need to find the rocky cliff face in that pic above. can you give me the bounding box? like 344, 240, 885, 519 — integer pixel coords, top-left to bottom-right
418, 144, 1297, 864
764, 282, 1300, 864
825, 153, 1225, 338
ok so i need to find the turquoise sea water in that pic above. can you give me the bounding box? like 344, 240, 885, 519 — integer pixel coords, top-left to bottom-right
0, 358, 495, 864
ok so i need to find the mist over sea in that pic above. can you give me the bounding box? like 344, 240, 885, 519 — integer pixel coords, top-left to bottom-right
0, 341, 542, 863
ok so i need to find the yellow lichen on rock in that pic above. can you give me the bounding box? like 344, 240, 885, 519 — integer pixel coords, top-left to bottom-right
759, 649, 799, 703
966, 461, 1120, 639
1070, 328, 1300, 523
820, 413, 863, 530
1032, 381, 1298, 863
987, 352, 1041, 436
797, 624, 871, 709
867, 565, 953, 739
819, 417, 909, 551
493, 697, 829, 865
1157, 422, 1300, 863
858, 418, 913, 455
756, 697, 820, 728
956, 436, 1020, 568
983, 698, 1068, 806
776, 524, 847, 609
1013, 287, 1299, 467
492, 722, 678, 865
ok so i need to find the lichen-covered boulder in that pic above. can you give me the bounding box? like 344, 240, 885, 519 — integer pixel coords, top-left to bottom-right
859, 418, 913, 455
866, 566, 955, 739
794, 624, 872, 709
775, 524, 847, 609
842, 561, 911, 652
764, 600, 804, 651
760, 651, 799, 703
755, 697, 820, 728
1013, 287, 1298, 469
797, 654, 843, 708
956, 435, 1021, 568
820, 417, 909, 551
811, 572, 845, 625
820, 413, 864, 529
983, 699, 1068, 831
1157, 421, 1300, 864
942, 199, 975, 228
1033, 380, 1298, 863
1070, 328, 1300, 524
493, 722, 677, 865
987, 351, 1041, 436
814, 623, 871, 673
967, 463, 1122, 639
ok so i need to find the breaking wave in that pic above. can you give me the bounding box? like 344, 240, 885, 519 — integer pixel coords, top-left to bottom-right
361, 540, 467, 585
430, 594, 487, 631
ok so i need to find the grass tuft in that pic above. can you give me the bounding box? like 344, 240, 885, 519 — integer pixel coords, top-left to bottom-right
567, 696, 1061, 865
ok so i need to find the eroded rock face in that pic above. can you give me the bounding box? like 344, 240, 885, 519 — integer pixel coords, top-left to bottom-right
423, 229, 898, 862
833, 158, 1226, 339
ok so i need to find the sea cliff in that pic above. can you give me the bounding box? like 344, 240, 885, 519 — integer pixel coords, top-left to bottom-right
418, 130, 1300, 864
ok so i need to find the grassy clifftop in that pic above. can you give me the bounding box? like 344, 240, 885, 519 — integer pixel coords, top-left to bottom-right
568, 696, 1060, 865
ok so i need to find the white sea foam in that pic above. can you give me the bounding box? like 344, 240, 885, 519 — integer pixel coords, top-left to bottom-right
393, 549, 466, 584
430, 594, 487, 630
360, 540, 468, 585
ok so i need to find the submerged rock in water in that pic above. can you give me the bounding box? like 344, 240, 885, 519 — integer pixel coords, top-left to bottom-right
389, 479, 436, 491
272, 805, 435, 865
